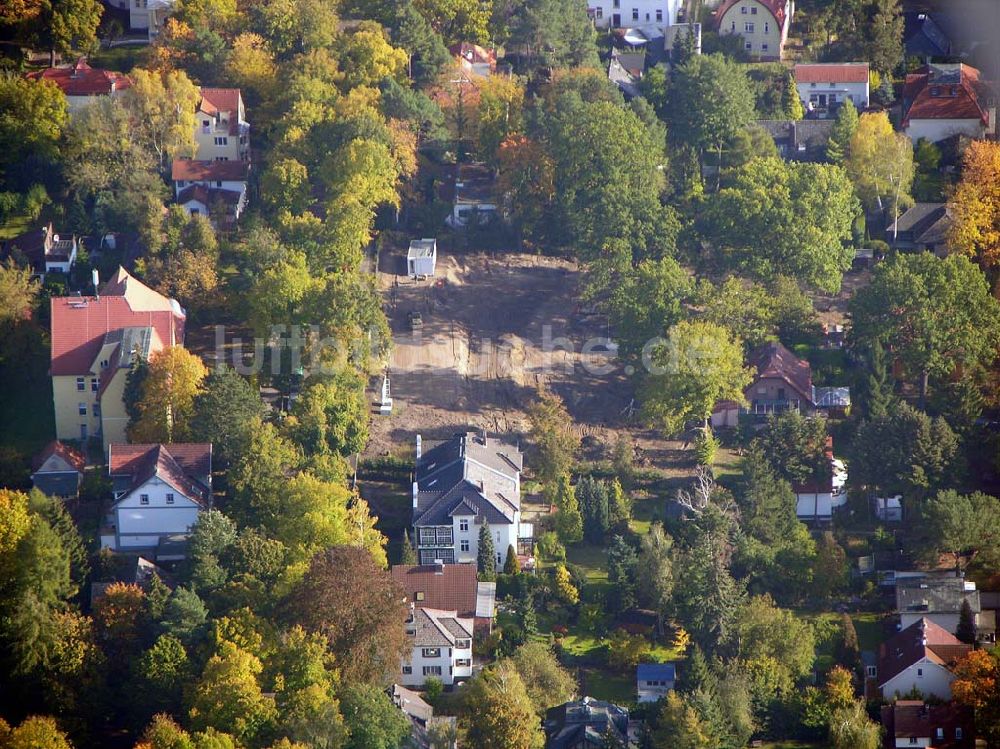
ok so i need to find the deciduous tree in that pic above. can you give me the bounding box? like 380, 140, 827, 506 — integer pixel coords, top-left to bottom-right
188, 641, 276, 742
128, 345, 209, 443
124, 69, 201, 172
527, 388, 579, 490
846, 112, 913, 223
641, 320, 752, 434
462, 661, 545, 749
280, 546, 407, 684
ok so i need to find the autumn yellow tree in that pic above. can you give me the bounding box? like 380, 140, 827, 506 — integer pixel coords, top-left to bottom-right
846, 111, 914, 226
124, 68, 201, 171
128, 346, 208, 443
476, 76, 525, 164
948, 140, 1000, 278
225, 33, 278, 105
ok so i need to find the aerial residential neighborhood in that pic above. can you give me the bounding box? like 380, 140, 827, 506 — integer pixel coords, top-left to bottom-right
3, 0, 1000, 748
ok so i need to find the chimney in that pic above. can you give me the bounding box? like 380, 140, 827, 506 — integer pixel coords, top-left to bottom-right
416, 434, 422, 459
92, 268, 100, 299
412, 481, 419, 509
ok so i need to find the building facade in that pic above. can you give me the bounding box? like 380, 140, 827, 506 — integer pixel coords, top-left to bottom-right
589, 0, 681, 30
794, 62, 870, 113
400, 607, 474, 687
194, 88, 250, 162
716, 0, 791, 61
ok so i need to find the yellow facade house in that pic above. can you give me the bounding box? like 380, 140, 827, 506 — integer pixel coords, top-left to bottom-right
50, 268, 186, 449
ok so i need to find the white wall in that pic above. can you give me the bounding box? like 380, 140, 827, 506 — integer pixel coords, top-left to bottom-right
881, 661, 955, 701
905, 118, 986, 143
114, 475, 201, 549
590, 0, 680, 28
418, 513, 520, 569
797, 81, 869, 109
400, 641, 473, 686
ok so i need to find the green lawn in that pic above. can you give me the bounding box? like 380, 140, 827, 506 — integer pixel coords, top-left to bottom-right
0, 211, 33, 241
88, 45, 151, 72
566, 544, 608, 581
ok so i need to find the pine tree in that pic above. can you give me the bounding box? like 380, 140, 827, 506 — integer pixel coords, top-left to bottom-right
478, 522, 496, 582
553, 474, 583, 544
957, 598, 977, 644
400, 530, 417, 565
826, 99, 858, 164
679, 644, 714, 694
864, 339, 895, 419
504, 544, 520, 574
608, 478, 632, 527
836, 613, 861, 671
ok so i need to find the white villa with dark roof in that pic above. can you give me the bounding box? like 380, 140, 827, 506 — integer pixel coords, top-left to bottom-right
412, 432, 528, 570
401, 606, 474, 687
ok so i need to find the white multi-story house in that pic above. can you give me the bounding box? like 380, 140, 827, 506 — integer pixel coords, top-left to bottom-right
412, 432, 528, 570
794, 63, 870, 113
878, 618, 971, 701
194, 88, 250, 162
128, 0, 177, 39
103, 443, 212, 554
589, 0, 681, 30
716, 0, 792, 61
400, 606, 474, 687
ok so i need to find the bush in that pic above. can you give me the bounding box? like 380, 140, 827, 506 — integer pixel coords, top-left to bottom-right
23, 184, 49, 219
606, 628, 652, 671
357, 455, 413, 481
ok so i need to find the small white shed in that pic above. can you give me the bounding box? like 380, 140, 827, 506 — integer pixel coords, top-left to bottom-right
407, 238, 437, 277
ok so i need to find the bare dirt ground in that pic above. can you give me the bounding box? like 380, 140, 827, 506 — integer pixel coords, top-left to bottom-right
365, 247, 695, 512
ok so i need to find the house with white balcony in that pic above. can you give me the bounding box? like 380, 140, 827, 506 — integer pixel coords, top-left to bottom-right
400, 606, 474, 687
412, 432, 530, 570
103, 443, 211, 556
794, 62, 870, 114
194, 88, 250, 162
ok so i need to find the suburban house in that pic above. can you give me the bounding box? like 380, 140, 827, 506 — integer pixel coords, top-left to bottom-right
636, 663, 675, 703
391, 562, 496, 634
756, 119, 834, 162
608, 48, 646, 98
544, 697, 631, 749
400, 606, 474, 687
589, 0, 680, 30
412, 432, 529, 570
902, 63, 996, 143
444, 163, 498, 227
880, 701, 973, 749
449, 43, 496, 77
103, 443, 212, 555
27, 58, 132, 113
897, 576, 981, 634
794, 62, 870, 114
171, 160, 250, 223
878, 618, 971, 701
30, 440, 86, 499
407, 238, 437, 278
128, 0, 177, 39
711, 341, 851, 427
50, 267, 186, 448
887, 202, 952, 255
793, 443, 848, 523
2, 223, 78, 277
194, 88, 250, 162
715, 0, 792, 61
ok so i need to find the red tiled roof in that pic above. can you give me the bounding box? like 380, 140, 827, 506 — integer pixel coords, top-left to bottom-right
32, 440, 86, 473
716, 0, 788, 31
50, 267, 185, 376
171, 159, 249, 182
27, 58, 132, 97
881, 701, 973, 748
391, 564, 479, 619
878, 617, 971, 686
903, 64, 991, 126
794, 63, 869, 84
198, 88, 243, 135
747, 341, 813, 402
108, 443, 212, 504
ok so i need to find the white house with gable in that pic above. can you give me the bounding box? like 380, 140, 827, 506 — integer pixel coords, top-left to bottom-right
412, 432, 530, 570
104, 443, 212, 554
401, 606, 474, 687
